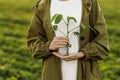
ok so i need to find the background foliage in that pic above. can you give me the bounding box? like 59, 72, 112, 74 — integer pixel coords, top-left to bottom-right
0, 0, 120, 80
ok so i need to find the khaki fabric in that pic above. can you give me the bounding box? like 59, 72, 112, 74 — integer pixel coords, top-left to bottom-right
27, 0, 110, 80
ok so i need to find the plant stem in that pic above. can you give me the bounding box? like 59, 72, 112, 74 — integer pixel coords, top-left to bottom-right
66, 20, 69, 55
63, 18, 68, 26
62, 18, 69, 55
69, 26, 79, 33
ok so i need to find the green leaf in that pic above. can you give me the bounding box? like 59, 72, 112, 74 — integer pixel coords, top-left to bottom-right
73, 32, 79, 36
51, 14, 58, 22
52, 25, 58, 31
80, 22, 86, 29
67, 16, 70, 22
67, 16, 77, 23
55, 14, 63, 24
66, 43, 72, 47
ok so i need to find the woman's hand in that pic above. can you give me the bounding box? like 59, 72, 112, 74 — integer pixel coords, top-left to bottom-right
63, 52, 85, 61
49, 36, 69, 50
52, 51, 85, 61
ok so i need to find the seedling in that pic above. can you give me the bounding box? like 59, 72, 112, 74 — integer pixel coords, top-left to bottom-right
51, 13, 88, 55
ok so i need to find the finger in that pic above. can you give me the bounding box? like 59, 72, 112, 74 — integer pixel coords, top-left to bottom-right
51, 44, 66, 50
61, 55, 71, 61
63, 57, 76, 61
55, 45, 65, 48
63, 58, 74, 61
55, 42, 67, 45
54, 40, 69, 43
62, 55, 78, 61
55, 36, 69, 40
62, 55, 75, 59
52, 52, 64, 58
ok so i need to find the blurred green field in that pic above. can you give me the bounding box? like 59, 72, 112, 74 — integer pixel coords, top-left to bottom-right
0, 0, 120, 80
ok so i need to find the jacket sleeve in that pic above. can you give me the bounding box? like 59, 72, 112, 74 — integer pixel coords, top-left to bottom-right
27, 13, 52, 59
80, 0, 110, 60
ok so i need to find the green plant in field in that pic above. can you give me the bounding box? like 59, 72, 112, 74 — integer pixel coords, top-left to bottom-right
51, 13, 86, 55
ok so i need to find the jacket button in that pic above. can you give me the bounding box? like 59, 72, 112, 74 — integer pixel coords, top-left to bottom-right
86, 3, 91, 7
80, 36, 84, 41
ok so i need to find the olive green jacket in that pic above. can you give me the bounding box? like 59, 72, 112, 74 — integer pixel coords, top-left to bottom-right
27, 0, 110, 80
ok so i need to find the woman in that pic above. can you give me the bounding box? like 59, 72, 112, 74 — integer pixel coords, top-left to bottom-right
27, 0, 110, 80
